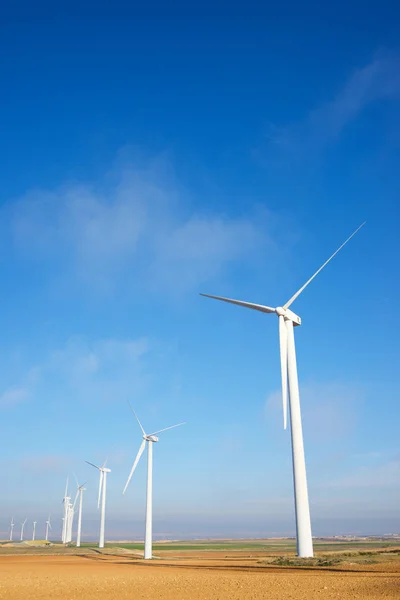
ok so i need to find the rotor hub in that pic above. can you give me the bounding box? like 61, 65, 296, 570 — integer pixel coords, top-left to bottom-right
276, 306, 286, 317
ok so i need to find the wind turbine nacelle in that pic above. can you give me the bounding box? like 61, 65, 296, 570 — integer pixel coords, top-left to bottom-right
286, 309, 301, 326
146, 435, 159, 442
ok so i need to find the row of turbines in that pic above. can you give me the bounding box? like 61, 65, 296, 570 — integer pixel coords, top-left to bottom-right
59, 405, 184, 558
9, 516, 51, 542
61, 476, 86, 546
8, 224, 365, 560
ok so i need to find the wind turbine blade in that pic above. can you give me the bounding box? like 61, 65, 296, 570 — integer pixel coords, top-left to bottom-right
64, 476, 69, 497
97, 471, 104, 509
73, 472, 79, 487
283, 222, 366, 310
85, 461, 100, 470
127, 400, 146, 436
73, 490, 79, 508
278, 316, 288, 430
148, 422, 186, 436
123, 439, 146, 494
200, 293, 276, 314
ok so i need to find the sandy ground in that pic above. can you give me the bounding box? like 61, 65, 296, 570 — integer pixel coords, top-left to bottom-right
0, 554, 399, 600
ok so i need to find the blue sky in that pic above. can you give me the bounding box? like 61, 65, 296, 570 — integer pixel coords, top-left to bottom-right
0, 2, 399, 541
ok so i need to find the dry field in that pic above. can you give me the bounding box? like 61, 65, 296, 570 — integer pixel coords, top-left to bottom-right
0, 545, 399, 600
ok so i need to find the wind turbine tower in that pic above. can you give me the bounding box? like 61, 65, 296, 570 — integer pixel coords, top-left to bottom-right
74, 478, 86, 548
66, 502, 74, 543
32, 521, 37, 541
86, 460, 110, 548
45, 515, 52, 542
9, 517, 15, 542
62, 477, 70, 543
201, 223, 365, 558
123, 403, 185, 560
20, 518, 27, 541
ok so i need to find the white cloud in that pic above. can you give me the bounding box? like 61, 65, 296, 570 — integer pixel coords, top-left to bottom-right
1, 335, 151, 409
264, 51, 400, 158
44, 335, 151, 403
8, 154, 270, 293
48, 336, 148, 379
0, 365, 41, 408
0, 385, 29, 407
152, 214, 263, 292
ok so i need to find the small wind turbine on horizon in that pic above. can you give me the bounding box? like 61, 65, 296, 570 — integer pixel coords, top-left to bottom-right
73, 475, 86, 548
9, 517, 14, 542
20, 518, 27, 542
200, 222, 365, 558
45, 515, 52, 542
123, 403, 185, 560
32, 521, 37, 541
86, 460, 110, 548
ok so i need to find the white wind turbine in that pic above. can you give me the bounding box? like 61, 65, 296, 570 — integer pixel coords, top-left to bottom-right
66, 502, 74, 543
123, 404, 185, 560
20, 518, 27, 541
201, 223, 365, 558
61, 477, 70, 543
45, 515, 52, 542
86, 460, 110, 548
32, 521, 37, 541
73, 475, 87, 548
9, 517, 15, 542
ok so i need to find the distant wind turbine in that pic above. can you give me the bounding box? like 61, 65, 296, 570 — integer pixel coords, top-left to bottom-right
61, 477, 70, 543
45, 515, 52, 542
86, 460, 110, 548
9, 517, 14, 542
32, 521, 37, 541
20, 518, 27, 541
200, 222, 365, 558
73, 475, 86, 548
123, 403, 185, 560
66, 502, 74, 543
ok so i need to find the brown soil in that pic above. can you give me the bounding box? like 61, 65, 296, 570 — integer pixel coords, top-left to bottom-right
0, 553, 398, 600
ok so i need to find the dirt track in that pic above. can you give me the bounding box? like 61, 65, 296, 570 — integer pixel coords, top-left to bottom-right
0, 554, 398, 600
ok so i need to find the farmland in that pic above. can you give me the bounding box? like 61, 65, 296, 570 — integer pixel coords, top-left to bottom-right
0, 538, 399, 599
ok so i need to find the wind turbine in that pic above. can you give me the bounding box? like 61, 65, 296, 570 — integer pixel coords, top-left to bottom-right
32, 521, 37, 541
123, 403, 185, 560
20, 518, 27, 541
66, 502, 74, 543
200, 222, 365, 558
73, 475, 86, 548
9, 517, 14, 542
86, 460, 110, 548
61, 477, 70, 543
45, 515, 52, 542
